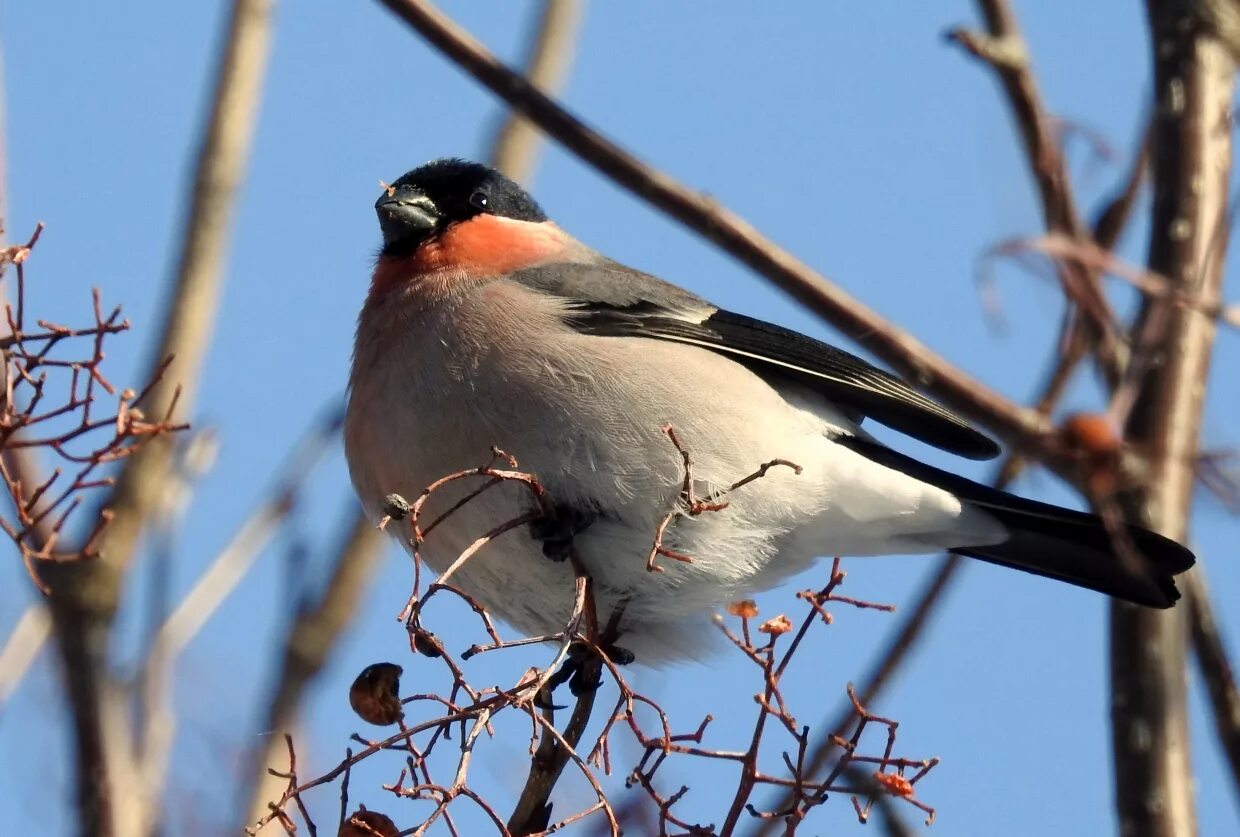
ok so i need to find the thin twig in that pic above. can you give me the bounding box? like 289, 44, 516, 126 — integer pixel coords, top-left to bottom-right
946, 0, 1123, 384
239, 510, 389, 828
756, 323, 1085, 834
157, 411, 340, 660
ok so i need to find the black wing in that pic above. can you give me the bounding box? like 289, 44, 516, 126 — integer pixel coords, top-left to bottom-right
567, 300, 1000, 460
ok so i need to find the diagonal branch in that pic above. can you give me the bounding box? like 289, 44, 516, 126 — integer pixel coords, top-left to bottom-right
1182, 566, 1240, 800
372, 0, 1051, 453
239, 511, 388, 827
489, 0, 584, 184
140, 411, 340, 824
947, 0, 1123, 384
0, 602, 50, 711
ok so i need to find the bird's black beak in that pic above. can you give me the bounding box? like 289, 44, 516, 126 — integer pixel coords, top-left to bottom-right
376, 188, 441, 249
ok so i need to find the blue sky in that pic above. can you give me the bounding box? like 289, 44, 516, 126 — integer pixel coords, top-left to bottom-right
1, 1, 1236, 834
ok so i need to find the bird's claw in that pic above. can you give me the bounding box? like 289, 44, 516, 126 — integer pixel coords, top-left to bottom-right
529, 503, 597, 562
541, 638, 635, 699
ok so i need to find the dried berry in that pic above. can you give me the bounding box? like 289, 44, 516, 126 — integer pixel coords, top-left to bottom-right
726, 599, 759, 618
381, 493, 410, 520
339, 807, 398, 836
758, 614, 792, 635
348, 662, 404, 726
872, 771, 915, 798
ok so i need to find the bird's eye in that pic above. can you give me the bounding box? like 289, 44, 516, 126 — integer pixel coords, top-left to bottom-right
469, 190, 489, 210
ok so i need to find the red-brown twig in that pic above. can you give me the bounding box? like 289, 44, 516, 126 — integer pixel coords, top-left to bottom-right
645, 424, 801, 572
253, 448, 620, 836
0, 229, 186, 593
249, 429, 917, 836
946, 1, 1123, 385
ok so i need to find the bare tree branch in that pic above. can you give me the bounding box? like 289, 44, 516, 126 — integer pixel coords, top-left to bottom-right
755, 17, 1161, 829
0, 32, 56, 722
139, 411, 339, 822
0, 602, 50, 711
757, 427, 1030, 833
948, 0, 1124, 382
76, 0, 275, 577
240, 511, 387, 827
947, 2, 1084, 238
1108, 6, 1235, 834
372, 0, 1052, 454
505, 596, 604, 835
1183, 566, 1240, 801
34, 1, 276, 833
489, 0, 584, 184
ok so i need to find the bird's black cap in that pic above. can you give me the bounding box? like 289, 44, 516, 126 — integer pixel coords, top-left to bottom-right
376, 158, 547, 256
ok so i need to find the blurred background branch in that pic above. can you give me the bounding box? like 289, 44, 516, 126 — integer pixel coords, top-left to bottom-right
32, 0, 275, 832
1183, 565, 1240, 799
1107, 7, 1234, 834
490, 0, 583, 185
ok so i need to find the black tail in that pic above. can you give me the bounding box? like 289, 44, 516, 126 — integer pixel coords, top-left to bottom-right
834, 436, 1196, 608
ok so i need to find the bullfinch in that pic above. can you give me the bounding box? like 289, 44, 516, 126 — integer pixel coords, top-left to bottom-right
345, 158, 1194, 663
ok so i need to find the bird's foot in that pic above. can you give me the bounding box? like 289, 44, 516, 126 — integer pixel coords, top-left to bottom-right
538, 639, 634, 703
528, 502, 597, 562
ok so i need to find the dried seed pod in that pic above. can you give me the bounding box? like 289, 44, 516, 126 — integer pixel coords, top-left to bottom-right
726, 599, 758, 618
339, 807, 399, 836
410, 626, 443, 658
1062, 412, 1122, 457
872, 771, 915, 798
348, 662, 404, 726
758, 614, 793, 635
381, 493, 410, 520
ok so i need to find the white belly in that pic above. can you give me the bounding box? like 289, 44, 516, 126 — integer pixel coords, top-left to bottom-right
344, 284, 1000, 663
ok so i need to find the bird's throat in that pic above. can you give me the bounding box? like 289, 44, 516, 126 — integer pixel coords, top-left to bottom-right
369, 216, 570, 302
